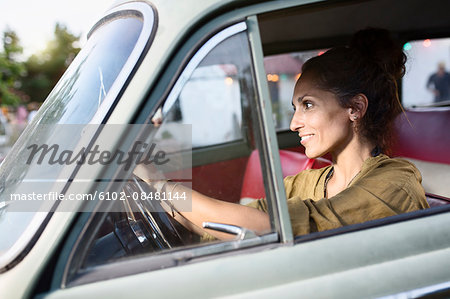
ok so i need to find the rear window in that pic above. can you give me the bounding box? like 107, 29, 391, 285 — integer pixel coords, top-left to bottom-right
402, 37, 450, 108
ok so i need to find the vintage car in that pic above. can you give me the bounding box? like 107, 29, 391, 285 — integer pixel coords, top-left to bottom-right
1, 0, 450, 298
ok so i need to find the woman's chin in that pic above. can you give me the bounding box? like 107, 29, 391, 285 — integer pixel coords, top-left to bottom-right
304, 150, 318, 159
304, 148, 326, 160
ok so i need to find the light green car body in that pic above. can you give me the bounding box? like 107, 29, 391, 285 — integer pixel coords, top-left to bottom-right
1, 0, 449, 298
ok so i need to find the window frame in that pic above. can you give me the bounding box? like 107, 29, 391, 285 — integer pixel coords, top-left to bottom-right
161, 22, 253, 167
255, 12, 450, 247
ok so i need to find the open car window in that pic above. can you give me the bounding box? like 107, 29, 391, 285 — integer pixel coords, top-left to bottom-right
402, 37, 450, 108
254, 6, 450, 243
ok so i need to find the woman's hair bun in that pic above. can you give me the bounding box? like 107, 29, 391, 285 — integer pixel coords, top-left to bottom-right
350, 27, 406, 80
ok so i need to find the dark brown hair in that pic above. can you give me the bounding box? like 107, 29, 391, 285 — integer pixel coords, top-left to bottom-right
301, 28, 406, 154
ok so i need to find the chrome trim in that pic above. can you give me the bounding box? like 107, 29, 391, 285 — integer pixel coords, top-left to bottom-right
203, 222, 257, 240
90, 2, 156, 124
162, 22, 247, 115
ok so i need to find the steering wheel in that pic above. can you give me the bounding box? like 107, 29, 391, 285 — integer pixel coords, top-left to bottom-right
117, 175, 198, 254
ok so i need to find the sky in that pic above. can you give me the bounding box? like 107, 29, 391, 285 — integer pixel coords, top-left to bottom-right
0, 0, 114, 58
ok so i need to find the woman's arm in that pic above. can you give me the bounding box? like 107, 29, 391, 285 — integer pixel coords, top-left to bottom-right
168, 183, 271, 240
133, 164, 270, 240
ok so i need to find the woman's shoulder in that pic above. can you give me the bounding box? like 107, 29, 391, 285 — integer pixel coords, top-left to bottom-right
364, 154, 422, 181
368, 154, 420, 174
354, 154, 428, 209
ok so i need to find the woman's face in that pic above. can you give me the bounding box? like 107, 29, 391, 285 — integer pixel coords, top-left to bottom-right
290, 76, 354, 159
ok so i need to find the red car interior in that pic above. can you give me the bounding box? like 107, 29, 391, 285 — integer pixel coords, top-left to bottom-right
393, 108, 450, 165
393, 108, 450, 206
192, 157, 248, 203
240, 150, 331, 199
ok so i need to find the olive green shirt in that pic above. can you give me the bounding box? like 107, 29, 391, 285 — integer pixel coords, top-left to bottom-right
247, 154, 429, 237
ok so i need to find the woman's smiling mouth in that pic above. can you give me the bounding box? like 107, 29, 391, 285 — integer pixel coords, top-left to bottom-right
300, 134, 314, 144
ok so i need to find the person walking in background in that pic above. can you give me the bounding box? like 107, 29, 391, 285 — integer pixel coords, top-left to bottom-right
426, 61, 450, 102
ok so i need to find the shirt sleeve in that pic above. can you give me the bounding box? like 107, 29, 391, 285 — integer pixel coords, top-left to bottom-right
245, 196, 269, 213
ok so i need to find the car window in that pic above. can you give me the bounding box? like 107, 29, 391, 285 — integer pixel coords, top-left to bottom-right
65, 24, 276, 284
166, 62, 242, 148
161, 31, 253, 148
255, 6, 450, 244
402, 37, 450, 107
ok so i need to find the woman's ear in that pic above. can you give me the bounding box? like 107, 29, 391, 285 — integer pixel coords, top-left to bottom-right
349, 94, 368, 121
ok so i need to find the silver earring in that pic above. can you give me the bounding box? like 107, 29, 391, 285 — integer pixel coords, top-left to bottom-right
352, 115, 358, 120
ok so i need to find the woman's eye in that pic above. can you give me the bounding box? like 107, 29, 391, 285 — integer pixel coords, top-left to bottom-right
303, 101, 313, 110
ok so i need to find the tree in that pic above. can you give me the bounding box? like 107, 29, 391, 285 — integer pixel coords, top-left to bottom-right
0, 29, 25, 106
21, 23, 80, 103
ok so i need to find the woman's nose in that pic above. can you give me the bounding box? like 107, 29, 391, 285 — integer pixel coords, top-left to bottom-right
290, 111, 304, 132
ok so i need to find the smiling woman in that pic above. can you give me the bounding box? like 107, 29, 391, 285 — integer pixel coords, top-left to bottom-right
137, 28, 430, 239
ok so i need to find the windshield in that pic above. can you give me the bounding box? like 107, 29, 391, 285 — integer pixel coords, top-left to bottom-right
0, 4, 155, 269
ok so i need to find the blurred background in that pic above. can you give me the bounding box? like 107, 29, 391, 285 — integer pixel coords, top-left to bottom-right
0, 0, 112, 159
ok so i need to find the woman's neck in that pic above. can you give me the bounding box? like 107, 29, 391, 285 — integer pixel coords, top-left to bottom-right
327, 138, 374, 198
